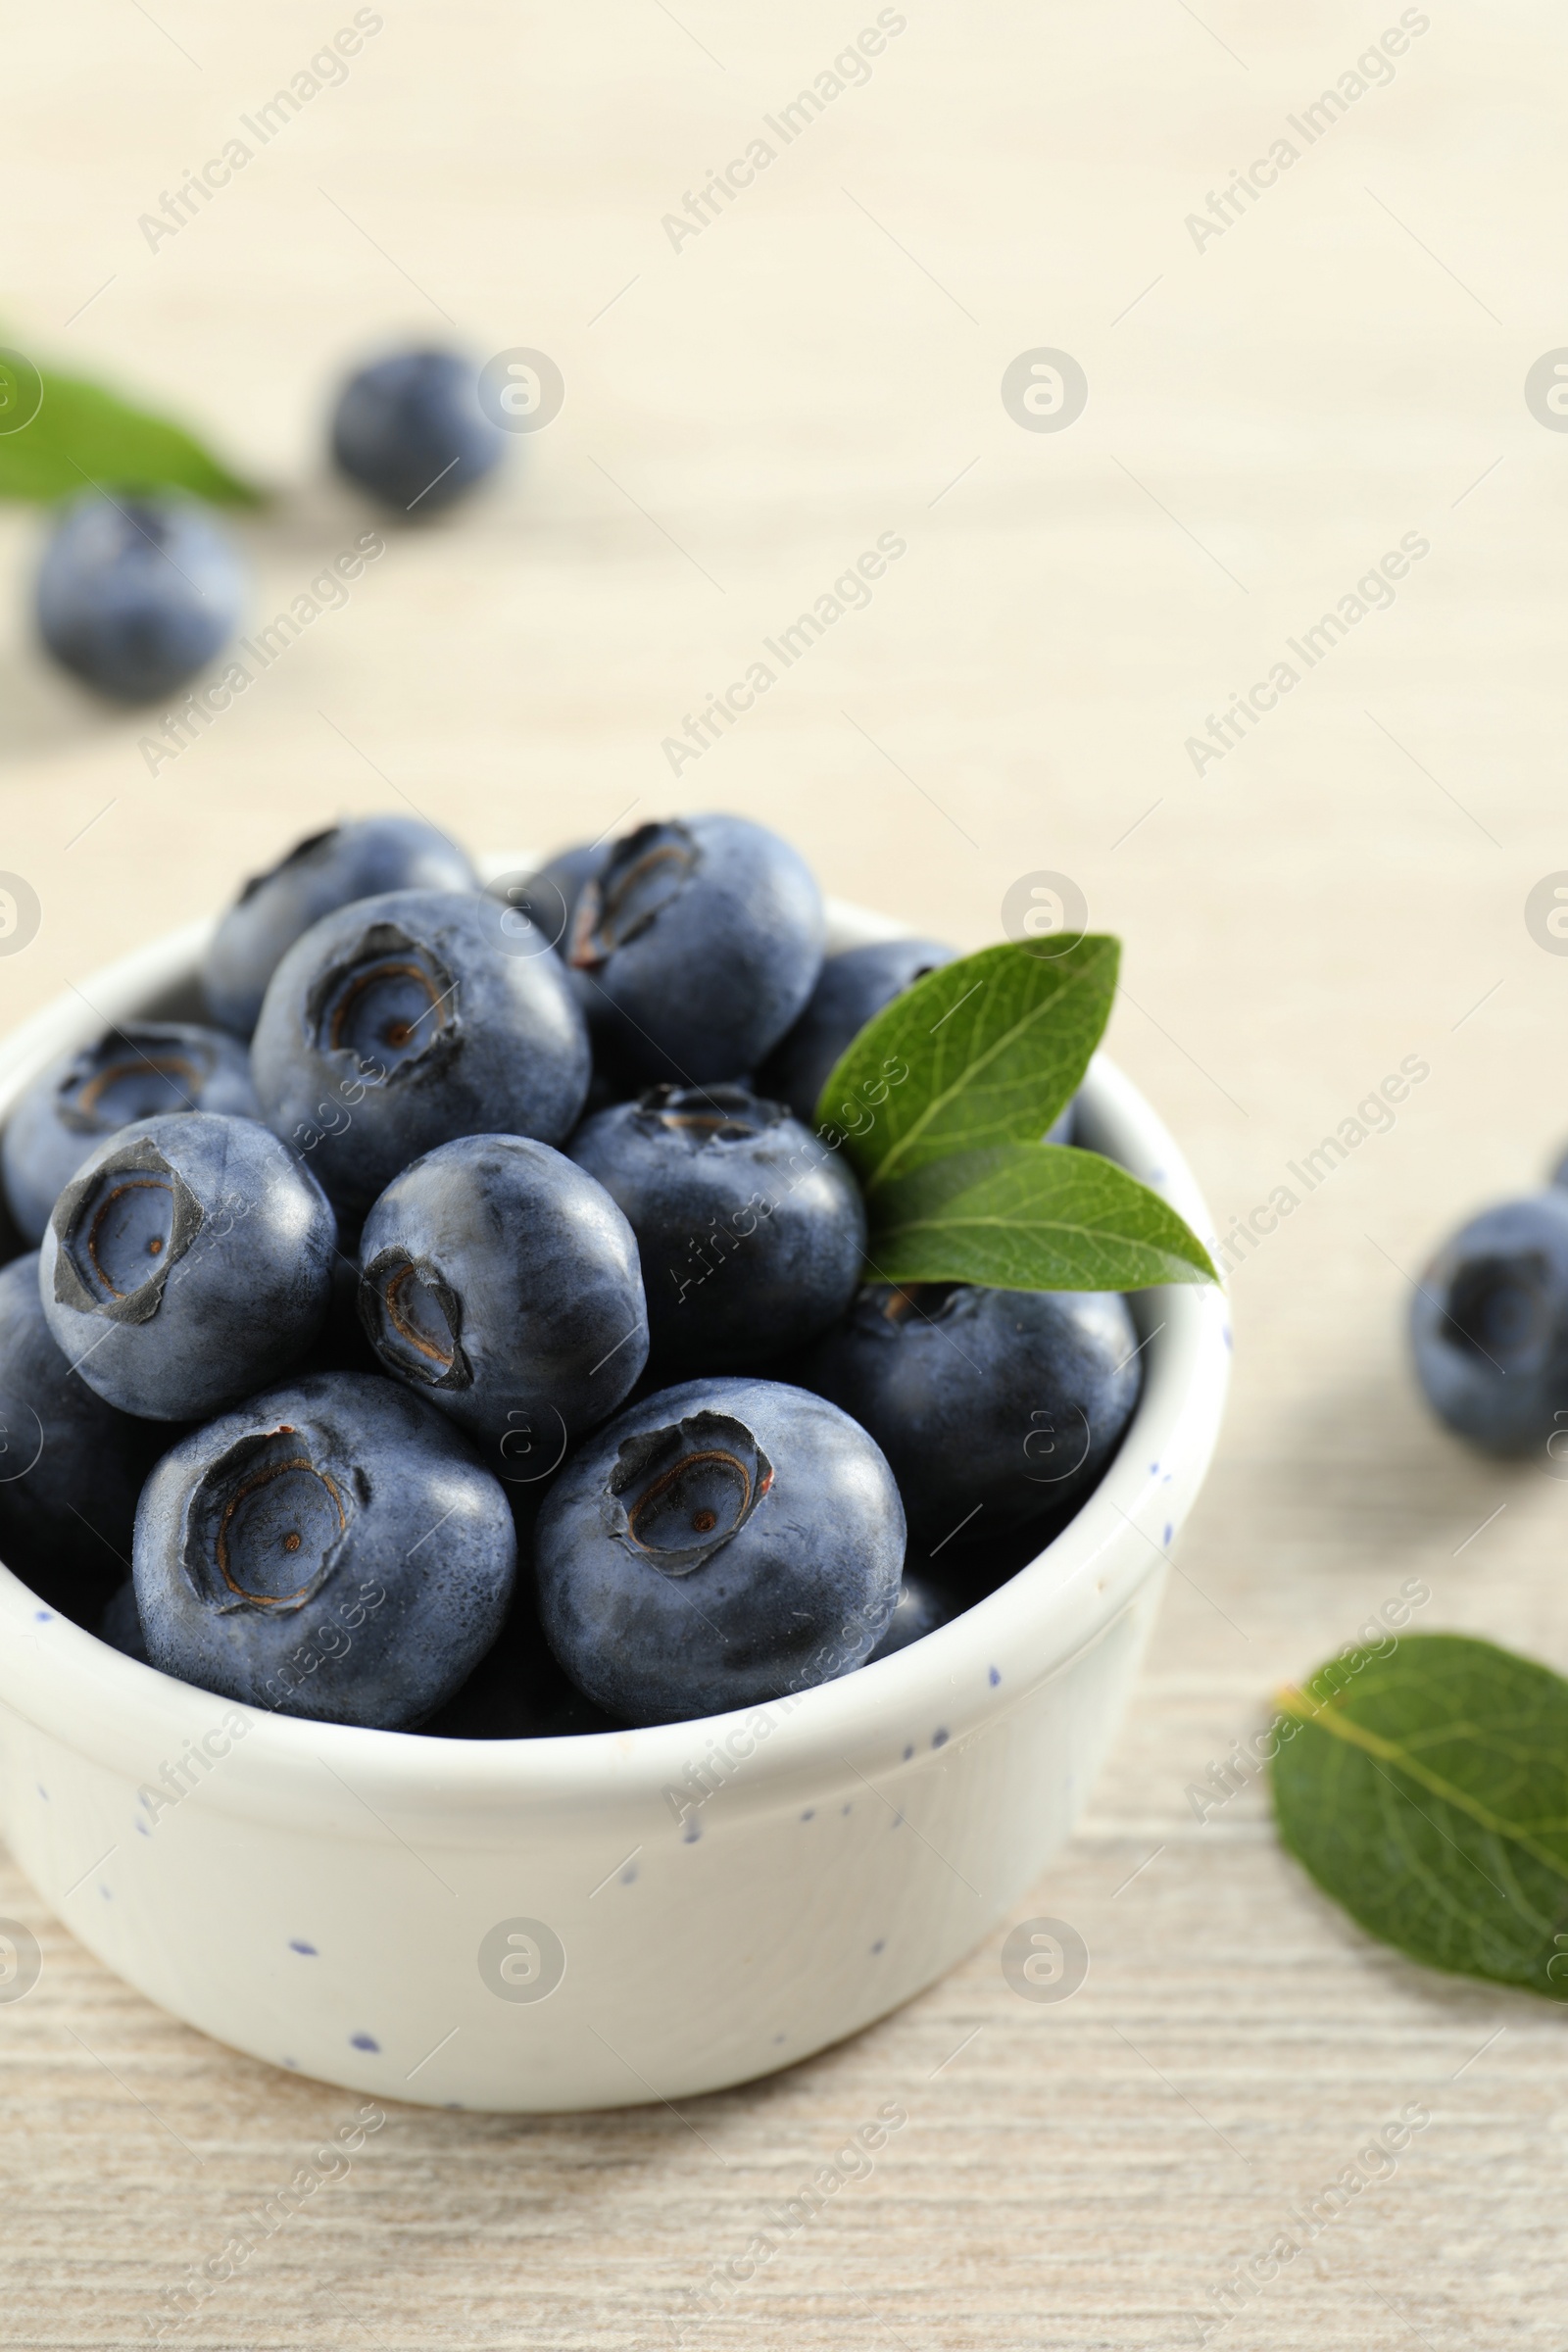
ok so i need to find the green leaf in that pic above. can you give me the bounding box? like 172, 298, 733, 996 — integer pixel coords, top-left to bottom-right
0, 361, 262, 505
1271, 1633, 1568, 2002
816, 937, 1119, 1196
868, 1142, 1219, 1291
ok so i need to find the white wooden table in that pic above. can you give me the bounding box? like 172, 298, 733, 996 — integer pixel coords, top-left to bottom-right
1, 4, 1563, 2343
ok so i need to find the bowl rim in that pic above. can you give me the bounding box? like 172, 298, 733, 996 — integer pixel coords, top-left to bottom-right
0, 883, 1230, 1830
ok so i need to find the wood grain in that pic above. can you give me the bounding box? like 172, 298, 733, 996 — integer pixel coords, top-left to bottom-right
2, 2, 1565, 2343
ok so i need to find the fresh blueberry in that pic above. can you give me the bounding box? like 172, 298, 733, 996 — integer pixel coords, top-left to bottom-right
536, 1376, 904, 1725
421, 1586, 626, 1738
251, 888, 591, 1215
330, 348, 506, 514
306, 1243, 380, 1378
0, 1253, 169, 1617
759, 938, 1077, 1142
36, 493, 243, 703
763, 937, 1077, 1144
1410, 1193, 1568, 1454
906, 1492, 1081, 1596
357, 1134, 648, 1460
567, 1085, 864, 1376
487, 841, 607, 966
759, 938, 956, 1124
865, 1571, 956, 1663
133, 1372, 515, 1728
579, 1047, 642, 1119
205, 817, 477, 1039
567, 815, 823, 1084
39, 1111, 336, 1422
485, 844, 610, 1042
99, 1579, 150, 1663
2, 1023, 259, 1247
802, 1283, 1141, 1550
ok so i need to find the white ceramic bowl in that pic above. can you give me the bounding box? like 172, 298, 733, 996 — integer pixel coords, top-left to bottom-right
0, 887, 1228, 2111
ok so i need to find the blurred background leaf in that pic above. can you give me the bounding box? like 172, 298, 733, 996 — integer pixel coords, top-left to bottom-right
0, 354, 262, 505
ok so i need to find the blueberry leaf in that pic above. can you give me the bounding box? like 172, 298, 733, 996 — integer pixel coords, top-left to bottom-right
1271, 1633, 1568, 2001
816, 937, 1119, 1195
867, 1142, 1218, 1291
0, 362, 262, 505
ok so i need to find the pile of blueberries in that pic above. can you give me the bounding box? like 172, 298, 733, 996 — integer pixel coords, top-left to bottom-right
36, 345, 506, 704
1411, 1168, 1568, 1461
0, 812, 1143, 1734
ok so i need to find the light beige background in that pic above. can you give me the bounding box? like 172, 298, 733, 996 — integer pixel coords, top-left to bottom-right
2, 3, 1566, 2345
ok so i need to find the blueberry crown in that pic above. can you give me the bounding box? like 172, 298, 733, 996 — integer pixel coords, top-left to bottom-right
57, 1028, 215, 1135
360, 1248, 472, 1391
307, 921, 460, 1080
570, 820, 698, 967
633, 1083, 786, 1151
606, 1408, 773, 1576
182, 1420, 357, 1615
51, 1136, 204, 1325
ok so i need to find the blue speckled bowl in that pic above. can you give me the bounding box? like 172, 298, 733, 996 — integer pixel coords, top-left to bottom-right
0, 878, 1229, 2110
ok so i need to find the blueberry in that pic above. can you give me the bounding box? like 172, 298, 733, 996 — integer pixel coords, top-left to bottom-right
906, 1494, 1079, 1595
1410, 1193, 1568, 1454
421, 1586, 626, 1738
251, 889, 590, 1216
865, 1571, 956, 1663
133, 1372, 515, 1728
802, 1283, 1141, 1549
536, 1376, 904, 1725
36, 493, 243, 703
39, 1111, 336, 1422
758, 938, 1081, 1142
357, 1134, 648, 1460
485, 845, 609, 1041
205, 817, 477, 1039
2, 1022, 259, 1247
307, 1243, 380, 1378
0, 1253, 169, 1617
487, 841, 607, 966
567, 1085, 864, 1376
330, 348, 506, 514
568, 816, 823, 1083
759, 938, 956, 1123
99, 1579, 150, 1663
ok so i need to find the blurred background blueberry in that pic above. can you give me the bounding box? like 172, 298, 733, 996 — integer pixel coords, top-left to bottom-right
205, 816, 478, 1039
1410, 1193, 1568, 1454
35, 491, 243, 702
330, 347, 506, 514
2, 1021, 258, 1245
